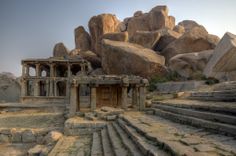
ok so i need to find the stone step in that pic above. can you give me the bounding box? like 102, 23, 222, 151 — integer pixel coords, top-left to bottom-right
152, 108, 236, 136
112, 122, 143, 156
117, 118, 169, 156
91, 131, 103, 156
120, 112, 236, 156
152, 101, 236, 116
106, 124, 129, 156
153, 104, 236, 126
119, 116, 197, 156
101, 128, 114, 156
190, 91, 236, 101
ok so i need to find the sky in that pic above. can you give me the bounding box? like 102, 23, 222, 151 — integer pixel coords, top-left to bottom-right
1, 0, 236, 76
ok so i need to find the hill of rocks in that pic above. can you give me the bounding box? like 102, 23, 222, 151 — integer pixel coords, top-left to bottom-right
53, 5, 236, 81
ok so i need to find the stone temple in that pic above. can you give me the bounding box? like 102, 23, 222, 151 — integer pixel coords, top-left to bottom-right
1, 4, 236, 156
20, 57, 148, 117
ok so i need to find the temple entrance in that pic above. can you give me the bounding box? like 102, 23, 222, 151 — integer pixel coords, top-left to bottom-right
96, 85, 122, 108
78, 84, 91, 110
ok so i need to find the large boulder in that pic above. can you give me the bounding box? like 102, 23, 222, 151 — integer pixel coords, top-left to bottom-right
204, 32, 236, 80
129, 31, 161, 49
127, 5, 175, 38
173, 25, 185, 34
155, 28, 181, 52
53, 43, 69, 57
74, 26, 91, 51
88, 14, 120, 56
79, 51, 101, 69
178, 20, 201, 32
169, 50, 213, 79
102, 32, 129, 42
0, 73, 20, 102
101, 39, 166, 78
162, 26, 220, 62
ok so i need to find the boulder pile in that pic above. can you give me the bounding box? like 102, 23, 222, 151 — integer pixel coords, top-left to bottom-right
52, 5, 236, 81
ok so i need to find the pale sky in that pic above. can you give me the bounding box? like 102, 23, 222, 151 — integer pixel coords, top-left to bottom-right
1, 0, 236, 76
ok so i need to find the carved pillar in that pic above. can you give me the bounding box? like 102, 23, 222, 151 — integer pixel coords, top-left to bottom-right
121, 86, 128, 110
34, 80, 39, 96
90, 87, 97, 111
21, 79, 27, 97
36, 64, 40, 77
46, 79, 50, 96
139, 79, 148, 111
50, 64, 55, 77
49, 79, 54, 96
69, 81, 78, 117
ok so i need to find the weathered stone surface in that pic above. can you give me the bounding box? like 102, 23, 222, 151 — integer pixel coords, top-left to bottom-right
28, 144, 49, 156
127, 5, 175, 38
89, 68, 105, 76
102, 32, 129, 42
53, 42, 69, 57
43, 131, 62, 144
118, 22, 127, 32
133, 11, 143, 17
74, 26, 91, 51
173, 25, 185, 34
162, 26, 220, 62
155, 28, 181, 52
89, 14, 120, 55
129, 31, 161, 49
178, 20, 201, 32
22, 130, 36, 143
101, 39, 166, 78
204, 32, 236, 79
169, 50, 213, 79
11, 128, 22, 142
0, 134, 10, 143
0, 72, 20, 102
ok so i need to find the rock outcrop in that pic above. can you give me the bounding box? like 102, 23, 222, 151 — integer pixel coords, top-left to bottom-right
102, 32, 129, 42
170, 50, 213, 79
53, 43, 69, 57
0, 72, 20, 102
173, 25, 185, 34
162, 26, 220, 62
129, 31, 161, 49
101, 39, 166, 78
204, 32, 236, 80
74, 26, 91, 51
127, 5, 175, 38
89, 14, 120, 56
78, 50, 101, 69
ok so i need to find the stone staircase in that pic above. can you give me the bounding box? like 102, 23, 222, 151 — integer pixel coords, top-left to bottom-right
89, 119, 169, 156
151, 100, 236, 136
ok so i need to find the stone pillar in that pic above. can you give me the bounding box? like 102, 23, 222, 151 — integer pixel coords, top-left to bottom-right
22, 64, 26, 77
50, 64, 55, 77
68, 64, 71, 77
49, 79, 54, 96
139, 86, 146, 111
54, 81, 57, 97
46, 79, 50, 96
90, 87, 97, 111
69, 83, 78, 117
26, 65, 29, 77
132, 86, 139, 109
36, 64, 40, 77
21, 79, 27, 97
34, 80, 40, 96
121, 86, 128, 110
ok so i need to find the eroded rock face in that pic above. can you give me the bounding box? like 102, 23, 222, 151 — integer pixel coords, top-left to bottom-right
53, 43, 69, 57
89, 14, 120, 56
170, 50, 213, 79
129, 31, 161, 49
0, 72, 20, 102
173, 25, 185, 34
127, 5, 175, 38
101, 39, 167, 79
78, 51, 101, 69
74, 26, 91, 51
204, 32, 236, 80
162, 26, 220, 62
